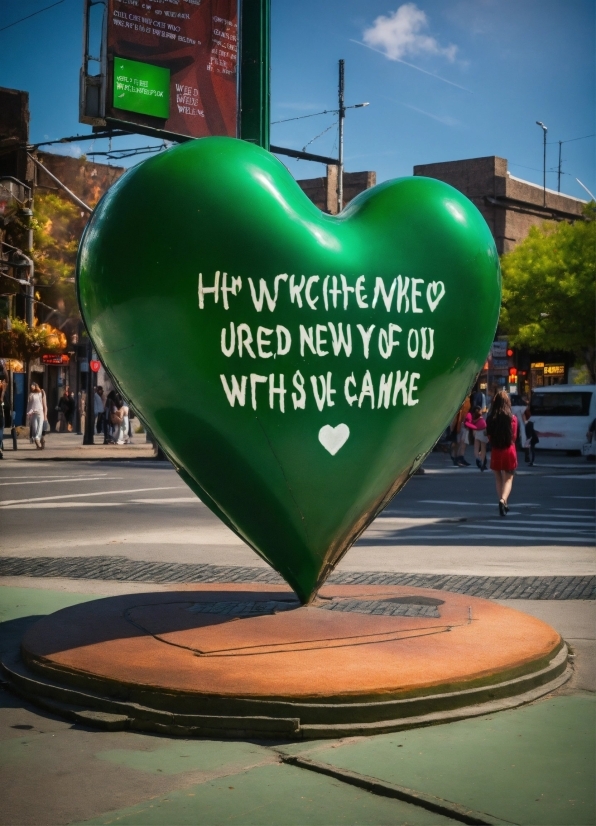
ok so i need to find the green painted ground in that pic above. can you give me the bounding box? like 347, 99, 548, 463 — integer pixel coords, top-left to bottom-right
0, 584, 594, 826
294, 695, 596, 826
77, 762, 458, 826
0, 585, 98, 624
96, 739, 271, 775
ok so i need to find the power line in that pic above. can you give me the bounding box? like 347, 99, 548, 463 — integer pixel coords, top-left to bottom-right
272, 110, 338, 125
301, 121, 337, 153
0, 0, 65, 33
547, 133, 594, 145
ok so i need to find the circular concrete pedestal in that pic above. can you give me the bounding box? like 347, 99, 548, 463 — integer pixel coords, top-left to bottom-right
2, 584, 569, 739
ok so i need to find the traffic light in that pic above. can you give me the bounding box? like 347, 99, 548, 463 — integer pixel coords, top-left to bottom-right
506, 348, 514, 358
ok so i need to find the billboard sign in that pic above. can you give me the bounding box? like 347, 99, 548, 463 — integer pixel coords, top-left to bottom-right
42, 354, 70, 365
81, 0, 239, 141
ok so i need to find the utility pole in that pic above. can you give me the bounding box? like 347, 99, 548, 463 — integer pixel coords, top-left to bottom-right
83, 339, 95, 445
19, 206, 35, 327
337, 59, 345, 214
557, 140, 562, 193
536, 121, 548, 207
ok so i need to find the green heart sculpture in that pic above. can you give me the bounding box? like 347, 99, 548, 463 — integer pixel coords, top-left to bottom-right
77, 137, 500, 603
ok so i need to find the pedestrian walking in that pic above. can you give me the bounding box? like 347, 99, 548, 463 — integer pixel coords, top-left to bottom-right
104, 390, 119, 444
26, 382, 47, 449
465, 406, 488, 471
523, 406, 539, 466
115, 396, 131, 445
0, 376, 6, 459
40, 387, 49, 448
449, 398, 471, 467
471, 388, 487, 412
94, 386, 105, 434
65, 389, 76, 431
486, 389, 518, 516
56, 387, 69, 432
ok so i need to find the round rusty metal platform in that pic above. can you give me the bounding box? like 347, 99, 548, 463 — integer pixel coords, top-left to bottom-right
2, 584, 569, 739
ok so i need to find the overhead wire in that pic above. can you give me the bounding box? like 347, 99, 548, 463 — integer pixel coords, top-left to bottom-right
272, 110, 338, 125
301, 121, 337, 153
0, 0, 66, 32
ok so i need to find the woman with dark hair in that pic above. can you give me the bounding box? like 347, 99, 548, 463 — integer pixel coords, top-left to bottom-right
486, 389, 518, 516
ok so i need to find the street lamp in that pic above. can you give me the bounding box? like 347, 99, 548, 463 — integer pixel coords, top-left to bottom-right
536, 121, 548, 207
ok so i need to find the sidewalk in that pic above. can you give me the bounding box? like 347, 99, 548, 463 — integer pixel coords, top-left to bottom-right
2, 430, 593, 470
0, 584, 594, 826
1, 430, 157, 461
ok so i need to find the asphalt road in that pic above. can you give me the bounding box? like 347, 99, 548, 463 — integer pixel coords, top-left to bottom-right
1, 451, 593, 579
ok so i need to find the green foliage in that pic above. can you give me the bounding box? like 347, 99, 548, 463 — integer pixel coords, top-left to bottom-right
32, 192, 87, 319
0, 317, 65, 360
500, 205, 596, 382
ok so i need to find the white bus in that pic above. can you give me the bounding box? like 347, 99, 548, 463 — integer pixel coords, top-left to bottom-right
529, 385, 596, 452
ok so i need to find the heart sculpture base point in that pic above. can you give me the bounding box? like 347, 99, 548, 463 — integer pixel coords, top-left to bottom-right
3, 584, 568, 740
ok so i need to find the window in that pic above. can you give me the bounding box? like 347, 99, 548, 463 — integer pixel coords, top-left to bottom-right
531, 392, 592, 417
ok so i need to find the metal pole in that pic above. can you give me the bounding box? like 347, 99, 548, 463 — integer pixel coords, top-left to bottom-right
83, 339, 95, 445
543, 127, 547, 206
536, 122, 548, 207
239, 0, 270, 149
75, 323, 82, 435
20, 207, 35, 327
337, 59, 345, 214
557, 140, 562, 193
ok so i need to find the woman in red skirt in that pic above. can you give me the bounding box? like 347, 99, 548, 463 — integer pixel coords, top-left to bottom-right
486, 389, 518, 516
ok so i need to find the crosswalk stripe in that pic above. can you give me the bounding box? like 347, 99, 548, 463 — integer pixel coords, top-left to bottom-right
468, 524, 592, 535
0, 486, 184, 506
0, 476, 119, 487
358, 533, 593, 544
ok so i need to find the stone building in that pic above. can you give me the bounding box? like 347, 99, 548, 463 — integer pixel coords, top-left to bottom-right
413, 155, 586, 255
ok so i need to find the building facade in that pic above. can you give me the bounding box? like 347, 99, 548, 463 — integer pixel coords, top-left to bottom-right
414, 155, 586, 255
414, 156, 588, 394
297, 166, 376, 214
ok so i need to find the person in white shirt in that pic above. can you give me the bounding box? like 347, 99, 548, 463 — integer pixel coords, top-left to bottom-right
27, 382, 47, 449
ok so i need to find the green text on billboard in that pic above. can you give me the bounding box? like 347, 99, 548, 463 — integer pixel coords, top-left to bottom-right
113, 57, 170, 119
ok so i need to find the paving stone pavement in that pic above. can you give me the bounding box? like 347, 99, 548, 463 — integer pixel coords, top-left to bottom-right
0, 556, 594, 599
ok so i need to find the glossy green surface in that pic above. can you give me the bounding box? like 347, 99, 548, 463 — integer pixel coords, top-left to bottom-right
77, 137, 500, 602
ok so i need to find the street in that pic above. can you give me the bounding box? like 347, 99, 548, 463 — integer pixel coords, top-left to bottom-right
0, 448, 594, 826
1, 450, 593, 583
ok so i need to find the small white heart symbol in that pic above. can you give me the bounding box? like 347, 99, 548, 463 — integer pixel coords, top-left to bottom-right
426, 280, 446, 312
318, 424, 350, 456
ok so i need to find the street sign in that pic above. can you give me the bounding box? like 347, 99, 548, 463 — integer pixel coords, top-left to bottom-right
491, 341, 508, 357
42, 354, 70, 365
90, 360, 101, 373
491, 358, 509, 368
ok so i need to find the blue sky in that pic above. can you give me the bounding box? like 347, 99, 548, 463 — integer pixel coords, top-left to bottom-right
1, 0, 594, 200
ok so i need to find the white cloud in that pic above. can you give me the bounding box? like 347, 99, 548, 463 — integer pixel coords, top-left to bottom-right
363, 3, 457, 63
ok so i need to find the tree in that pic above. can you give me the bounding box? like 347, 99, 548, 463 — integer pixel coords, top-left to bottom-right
0, 317, 66, 361
32, 192, 87, 319
500, 204, 596, 383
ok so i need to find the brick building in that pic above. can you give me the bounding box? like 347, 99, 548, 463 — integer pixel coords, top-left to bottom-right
414, 156, 589, 391
413, 155, 586, 255
297, 167, 376, 214
35, 152, 125, 207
